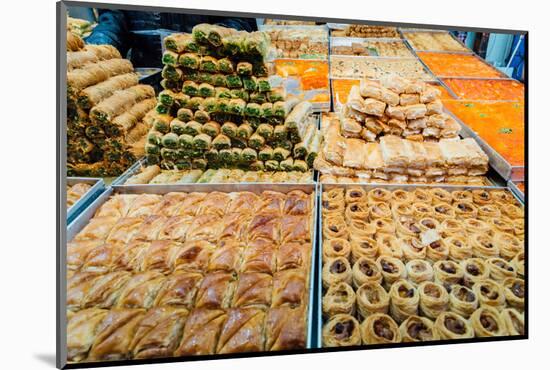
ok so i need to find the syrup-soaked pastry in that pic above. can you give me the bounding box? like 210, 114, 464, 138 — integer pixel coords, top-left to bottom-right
470, 233, 499, 259
272, 269, 307, 307
438, 219, 464, 238
470, 306, 507, 337
323, 214, 348, 240
247, 212, 280, 242
277, 242, 310, 271
361, 313, 401, 344
418, 217, 440, 233
369, 202, 393, 219
324, 238, 351, 261
411, 202, 433, 220
418, 281, 449, 320
186, 214, 223, 243
495, 232, 523, 261
489, 217, 515, 236
153, 271, 203, 309
106, 217, 144, 244
392, 189, 413, 203
195, 271, 237, 309
502, 277, 524, 310
196, 191, 231, 217
112, 241, 149, 272
392, 202, 414, 219
377, 255, 406, 288
461, 258, 490, 288
67, 240, 104, 271
371, 217, 396, 234
487, 256, 517, 282
216, 308, 266, 354
157, 215, 194, 242
463, 218, 493, 234
445, 235, 472, 261
140, 240, 178, 273
258, 190, 287, 214
281, 214, 311, 243
67, 271, 102, 310
429, 188, 452, 204
126, 194, 163, 218
449, 285, 478, 318
265, 305, 307, 351
412, 188, 432, 204
130, 306, 188, 359
323, 314, 362, 347
80, 242, 126, 274
208, 240, 243, 272
513, 218, 524, 239
396, 218, 422, 239
352, 257, 383, 288
432, 202, 455, 221
451, 190, 473, 204
348, 219, 377, 242
322, 257, 352, 288
345, 202, 370, 222
323, 282, 356, 316
79, 271, 132, 309
500, 203, 523, 220
491, 190, 517, 206
170, 240, 214, 273
399, 316, 435, 342
477, 204, 501, 220
352, 237, 380, 262
322, 190, 345, 216
500, 308, 524, 335
232, 272, 273, 307
151, 192, 187, 216
345, 187, 368, 204
377, 234, 403, 259
433, 260, 463, 290
94, 194, 138, 218
400, 236, 427, 261
425, 238, 449, 262
88, 308, 146, 361
433, 311, 474, 340
356, 282, 390, 318
227, 191, 260, 215
175, 308, 227, 355
389, 279, 419, 323
131, 215, 167, 241
512, 251, 524, 278
74, 216, 119, 241
405, 259, 434, 286
473, 280, 506, 310
241, 238, 277, 274
472, 189, 492, 206
67, 308, 109, 362
116, 271, 166, 309
454, 201, 478, 219
368, 188, 392, 203
283, 190, 312, 216
174, 192, 207, 216
219, 212, 252, 242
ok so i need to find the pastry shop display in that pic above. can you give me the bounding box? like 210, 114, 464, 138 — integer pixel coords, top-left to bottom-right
67, 182, 92, 208
263, 26, 328, 59
264, 19, 317, 26
417, 52, 504, 78
403, 32, 469, 52
441, 78, 524, 101
332, 25, 399, 38
321, 186, 524, 346
331, 40, 413, 57
66, 189, 314, 363
330, 56, 434, 81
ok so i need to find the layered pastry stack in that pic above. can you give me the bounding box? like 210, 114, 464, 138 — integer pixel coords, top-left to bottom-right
145, 24, 321, 173
67, 190, 313, 363
66, 34, 157, 176
321, 187, 524, 346
332, 25, 399, 38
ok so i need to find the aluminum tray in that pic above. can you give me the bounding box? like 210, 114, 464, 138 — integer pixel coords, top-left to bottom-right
508, 180, 525, 203
66, 177, 105, 224
400, 29, 473, 54
68, 183, 320, 350
316, 182, 523, 347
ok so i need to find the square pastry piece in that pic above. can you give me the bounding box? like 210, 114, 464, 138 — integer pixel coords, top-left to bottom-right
175, 308, 227, 356
272, 269, 307, 308
154, 272, 203, 309
232, 272, 273, 307
241, 238, 277, 275
194, 272, 237, 309
265, 305, 307, 351
216, 307, 266, 354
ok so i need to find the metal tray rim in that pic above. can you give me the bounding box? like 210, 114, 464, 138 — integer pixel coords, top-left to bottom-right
66, 177, 105, 223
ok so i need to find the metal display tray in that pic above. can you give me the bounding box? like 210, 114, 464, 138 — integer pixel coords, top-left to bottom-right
66, 177, 105, 224
399, 29, 473, 54
68, 183, 320, 350
329, 37, 415, 58
315, 182, 523, 347
508, 180, 525, 203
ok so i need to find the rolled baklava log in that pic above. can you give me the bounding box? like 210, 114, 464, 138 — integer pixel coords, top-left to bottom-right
451, 190, 473, 204
494, 232, 523, 261
323, 282, 356, 317
418, 282, 449, 320
470, 307, 507, 337
425, 238, 449, 262
449, 285, 479, 318
500, 308, 524, 336
445, 235, 472, 261
322, 188, 345, 216
430, 188, 453, 204
356, 282, 390, 319
323, 257, 352, 288
512, 251, 524, 278
473, 280, 506, 310
400, 236, 427, 261
433, 311, 474, 340
472, 189, 493, 206
377, 234, 403, 259
345, 202, 370, 222
502, 277, 524, 310
399, 316, 435, 342
323, 314, 362, 347
486, 257, 517, 282
324, 238, 351, 261
405, 259, 434, 286
461, 258, 490, 288
433, 260, 464, 290
389, 279, 419, 324
438, 219, 464, 239
323, 214, 349, 240
368, 188, 392, 204
345, 187, 368, 204
352, 257, 383, 288
369, 202, 393, 220
351, 237, 379, 262
377, 256, 406, 289
360, 313, 402, 344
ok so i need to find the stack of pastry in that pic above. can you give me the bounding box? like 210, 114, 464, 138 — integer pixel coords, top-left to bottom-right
319, 174, 489, 186
321, 186, 524, 346
67, 190, 313, 363
332, 25, 399, 38
66, 33, 157, 176
341, 76, 461, 141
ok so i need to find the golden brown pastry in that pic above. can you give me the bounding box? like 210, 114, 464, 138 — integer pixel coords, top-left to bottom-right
425, 238, 449, 262
352, 257, 383, 288
449, 285, 478, 318
438, 219, 464, 238
80, 242, 124, 273
477, 204, 501, 220
418, 281, 449, 320
247, 212, 280, 242
400, 236, 427, 261
345, 187, 368, 203
399, 316, 435, 342
405, 259, 434, 286
445, 235, 472, 261
227, 191, 260, 215
494, 232, 523, 261
88, 308, 146, 361
265, 305, 306, 351
131, 215, 168, 241
241, 238, 276, 274
500, 308, 524, 335
112, 241, 149, 272
472, 189, 492, 205
433, 311, 474, 339
345, 202, 370, 222
272, 269, 307, 307
389, 279, 419, 323
323, 282, 356, 317
116, 271, 166, 309
412, 188, 432, 204
451, 190, 473, 204
258, 190, 287, 214
513, 218, 524, 239
470, 306, 507, 337
186, 214, 223, 243
396, 218, 422, 239
377, 234, 403, 259
277, 242, 310, 271
322, 188, 345, 215
323, 214, 349, 240
463, 218, 493, 235
324, 238, 351, 261
130, 307, 188, 359
216, 308, 266, 354
392, 189, 413, 203
323, 314, 362, 347
491, 190, 517, 206
368, 202, 393, 219
140, 240, 178, 273
74, 216, 119, 241
377, 255, 406, 288
67, 308, 109, 362
281, 214, 311, 243
430, 188, 452, 204
67, 271, 102, 310
106, 217, 144, 244
348, 219, 377, 242
174, 192, 207, 216
360, 313, 401, 344
153, 271, 203, 309
356, 282, 390, 318
432, 202, 455, 221
489, 217, 515, 235
500, 203, 523, 220
322, 257, 352, 288
157, 215, 194, 242
461, 258, 490, 287
411, 202, 433, 220
207, 240, 243, 272
502, 277, 524, 310
392, 202, 414, 220
418, 217, 440, 233
453, 201, 478, 219
195, 271, 237, 309
351, 237, 379, 262
486, 257, 517, 281
433, 260, 464, 290
371, 217, 396, 234
67, 240, 104, 271
368, 188, 392, 203
126, 194, 163, 218
232, 272, 273, 307
170, 240, 214, 273
94, 195, 138, 218
81, 271, 132, 309
175, 308, 227, 355
219, 212, 251, 242
512, 251, 524, 278
283, 190, 312, 216
196, 191, 231, 217
151, 192, 188, 216
473, 280, 506, 310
